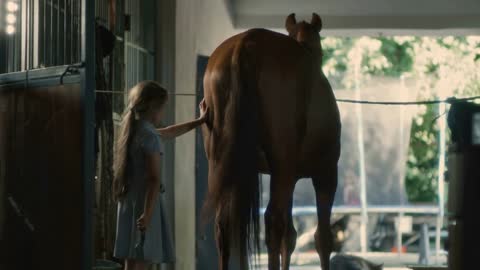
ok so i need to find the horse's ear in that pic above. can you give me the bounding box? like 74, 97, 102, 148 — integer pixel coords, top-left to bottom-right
285, 13, 297, 34
311, 13, 322, 32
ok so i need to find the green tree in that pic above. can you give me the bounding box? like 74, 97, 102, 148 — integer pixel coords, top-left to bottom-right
405, 104, 440, 202
321, 35, 480, 203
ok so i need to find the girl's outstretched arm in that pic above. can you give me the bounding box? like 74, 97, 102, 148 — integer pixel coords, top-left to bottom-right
157, 99, 208, 139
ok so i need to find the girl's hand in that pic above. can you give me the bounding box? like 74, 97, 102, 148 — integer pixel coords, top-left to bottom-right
137, 212, 152, 232
199, 99, 209, 122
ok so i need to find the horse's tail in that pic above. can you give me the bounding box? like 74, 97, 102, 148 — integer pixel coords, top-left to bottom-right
205, 38, 261, 268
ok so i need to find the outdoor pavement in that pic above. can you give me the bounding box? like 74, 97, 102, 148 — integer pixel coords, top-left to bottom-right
256, 252, 447, 270
260, 266, 427, 270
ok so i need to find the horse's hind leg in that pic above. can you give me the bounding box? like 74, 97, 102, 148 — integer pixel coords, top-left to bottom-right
312, 162, 338, 270
215, 210, 230, 270
265, 169, 296, 270
281, 196, 297, 270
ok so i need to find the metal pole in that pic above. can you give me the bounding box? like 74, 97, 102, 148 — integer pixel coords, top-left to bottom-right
436, 101, 447, 262
50, 0, 53, 65
56, 0, 60, 64
397, 76, 407, 255
64, 0, 66, 65
399, 75, 408, 205
397, 212, 403, 254
81, 0, 95, 269
419, 223, 430, 264
70, 0, 73, 63
43, 0, 47, 65
354, 54, 368, 253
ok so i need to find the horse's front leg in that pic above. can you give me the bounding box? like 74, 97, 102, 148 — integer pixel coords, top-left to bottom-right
312, 162, 338, 270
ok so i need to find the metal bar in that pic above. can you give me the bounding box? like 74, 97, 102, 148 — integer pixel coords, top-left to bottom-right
16, 0, 19, 72
399, 76, 407, 205
78, 0, 81, 61
81, 0, 95, 269
73, 0, 76, 62
7, 37, 10, 72
49, 0, 53, 65
436, 101, 447, 261
397, 76, 406, 255
30, 0, 34, 69
125, 48, 128, 88
73, 0, 76, 63
7, 17, 13, 72
64, 0, 66, 64
397, 212, 403, 254
419, 223, 430, 264
136, 49, 139, 83
23, 0, 26, 70
57, 0, 60, 65
108, 0, 116, 99
21, 0, 28, 70
0, 32, 3, 73
24, 0, 27, 71
33, 0, 39, 68
70, 0, 73, 64
0, 6, 2, 71
26, 0, 29, 69
16, 16, 18, 70
43, 0, 46, 66
259, 205, 442, 216
354, 54, 369, 253
24, 0, 27, 69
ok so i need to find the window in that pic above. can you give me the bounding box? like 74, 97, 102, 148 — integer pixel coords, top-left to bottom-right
0, 0, 82, 74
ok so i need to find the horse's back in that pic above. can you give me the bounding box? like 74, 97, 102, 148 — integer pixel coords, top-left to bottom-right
204, 28, 340, 176
205, 28, 311, 134
206, 28, 309, 88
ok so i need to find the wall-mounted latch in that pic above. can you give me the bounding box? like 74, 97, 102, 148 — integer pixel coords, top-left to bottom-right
60, 62, 85, 84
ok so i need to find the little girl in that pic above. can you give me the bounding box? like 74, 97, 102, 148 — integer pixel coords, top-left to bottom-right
112, 80, 207, 270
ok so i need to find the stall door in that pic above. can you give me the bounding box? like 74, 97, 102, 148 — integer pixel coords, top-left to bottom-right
0, 0, 95, 269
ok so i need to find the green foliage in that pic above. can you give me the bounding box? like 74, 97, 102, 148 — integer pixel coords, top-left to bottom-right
321, 35, 480, 203
321, 37, 354, 75
378, 37, 414, 76
405, 104, 439, 202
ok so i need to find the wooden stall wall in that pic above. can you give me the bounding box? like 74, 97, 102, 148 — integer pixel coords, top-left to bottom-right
0, 82, 84, 270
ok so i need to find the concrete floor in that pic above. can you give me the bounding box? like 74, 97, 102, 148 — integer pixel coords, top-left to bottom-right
262, 266, 435, 270
256, 252, 448, 270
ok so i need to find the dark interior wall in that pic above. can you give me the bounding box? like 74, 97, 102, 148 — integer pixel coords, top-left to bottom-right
0, 82, 84, 270
0, 88, 12, 240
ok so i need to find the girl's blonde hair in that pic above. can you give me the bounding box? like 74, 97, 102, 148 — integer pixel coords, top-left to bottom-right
113, 80, 168, 201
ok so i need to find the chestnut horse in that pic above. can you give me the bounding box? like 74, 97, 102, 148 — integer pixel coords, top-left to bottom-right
201, 13, 341, 270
